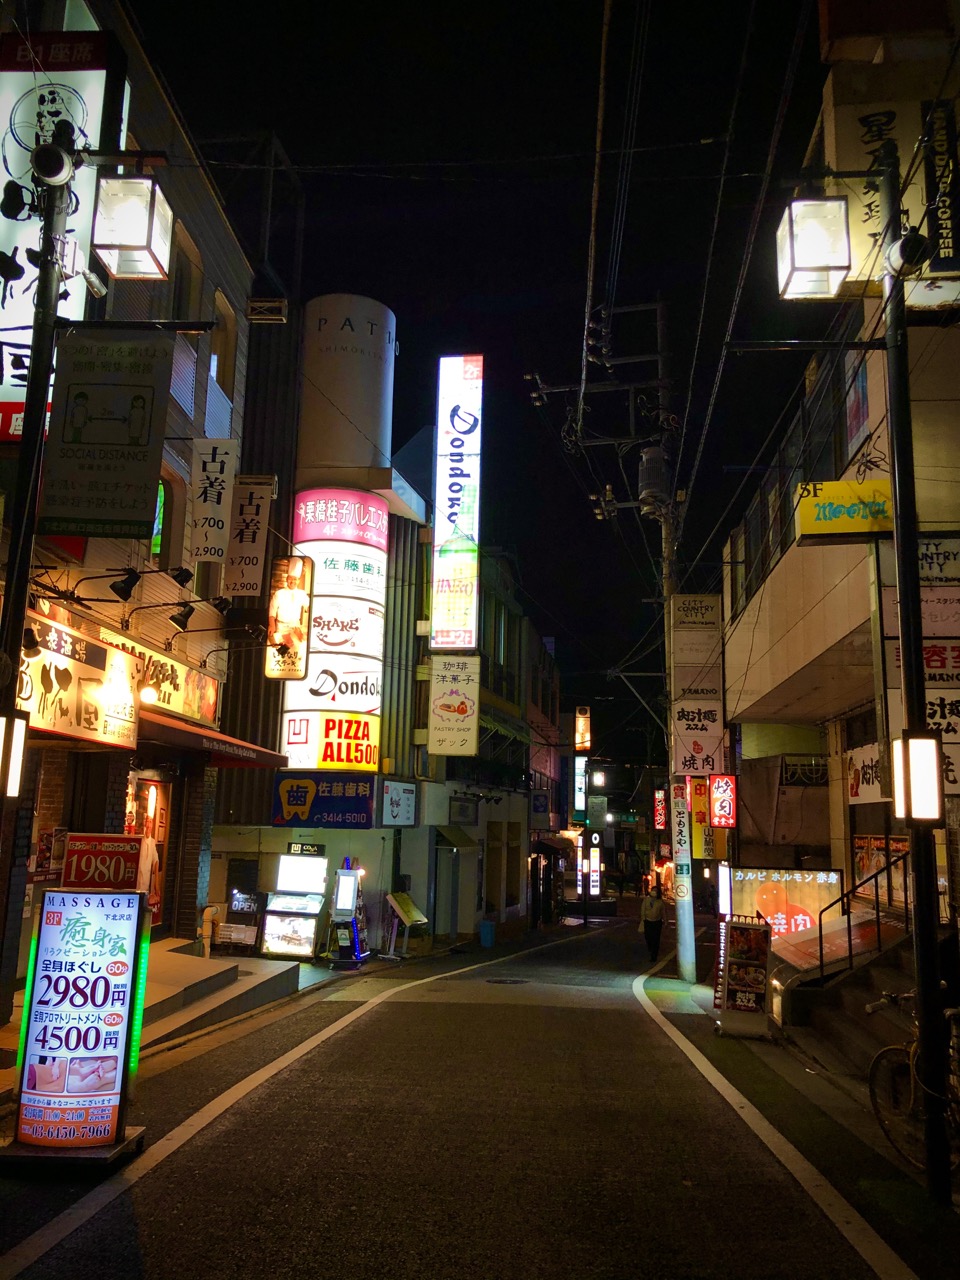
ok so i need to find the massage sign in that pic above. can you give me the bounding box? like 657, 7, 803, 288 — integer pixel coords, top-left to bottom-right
16, 891, 150, 1150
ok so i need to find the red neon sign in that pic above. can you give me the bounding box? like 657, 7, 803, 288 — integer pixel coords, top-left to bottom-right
653, 789, 667, 830
709, 774, 737, 828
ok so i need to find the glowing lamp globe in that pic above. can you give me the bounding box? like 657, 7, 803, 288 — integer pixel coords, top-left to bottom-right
776, 197, 851, 300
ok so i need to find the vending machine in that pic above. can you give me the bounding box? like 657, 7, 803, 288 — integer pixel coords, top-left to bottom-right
327, 858, 369, 968
260, 853, 327, 961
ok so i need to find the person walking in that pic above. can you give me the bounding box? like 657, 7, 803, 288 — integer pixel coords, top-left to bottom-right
640, 885, 665, 962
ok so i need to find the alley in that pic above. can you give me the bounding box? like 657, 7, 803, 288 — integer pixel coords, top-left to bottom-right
0, 917, 935, 1280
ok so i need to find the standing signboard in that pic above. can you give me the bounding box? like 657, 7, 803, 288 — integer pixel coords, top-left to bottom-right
16, 890, 149, 1150
717, 914, 771, 1038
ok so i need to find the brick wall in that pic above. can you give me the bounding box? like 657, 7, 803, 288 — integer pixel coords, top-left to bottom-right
103, 752, 133, 833
35, 749, 70, 832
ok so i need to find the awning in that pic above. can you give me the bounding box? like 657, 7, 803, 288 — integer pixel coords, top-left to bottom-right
534, 836, 575, 856
137, 710, 287, 769
436, 824, 479, 850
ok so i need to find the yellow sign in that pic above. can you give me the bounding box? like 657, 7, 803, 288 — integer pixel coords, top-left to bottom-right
794, 480, 893, 544
314, 712, 380, 772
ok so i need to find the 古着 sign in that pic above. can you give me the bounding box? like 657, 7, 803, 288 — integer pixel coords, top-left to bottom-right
189, 441, 239, 561
222, 476, 275, 596
38, 331, 174, 538
427, 655, 480, 756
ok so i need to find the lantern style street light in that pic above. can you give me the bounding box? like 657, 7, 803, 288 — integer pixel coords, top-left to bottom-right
92, 174, 173, 279
892, 733, 944, 825
776, 196, 851, 300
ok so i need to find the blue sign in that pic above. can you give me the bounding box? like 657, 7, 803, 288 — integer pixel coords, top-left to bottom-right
272, 772, 376, 828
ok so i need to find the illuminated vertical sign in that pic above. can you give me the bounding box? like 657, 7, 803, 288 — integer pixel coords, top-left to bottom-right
280, 489, 389, 770
709, 774, 737, 828
17, 890, 148, 1149
653, 788, 667, 830
265, 555, 313, 680
587, 829, 602, 896
0, 32, 124, 432
189, 440, 239, 561
431, 354, 483, 650
575, 706, 591, 751
574, 755, 587, 815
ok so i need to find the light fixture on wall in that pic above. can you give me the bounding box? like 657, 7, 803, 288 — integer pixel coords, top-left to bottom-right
0, 711, 28, 798
168, 604, 195, 632
92, 174, 174, 280
892, 734, 944, 826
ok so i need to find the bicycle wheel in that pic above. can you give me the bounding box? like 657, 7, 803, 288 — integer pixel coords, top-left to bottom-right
869, 1045, 926, 1169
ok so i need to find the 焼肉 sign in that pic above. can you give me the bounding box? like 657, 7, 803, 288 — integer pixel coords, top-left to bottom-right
17, 891, 149, 1149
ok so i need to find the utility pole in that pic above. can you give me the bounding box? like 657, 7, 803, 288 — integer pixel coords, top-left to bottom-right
0, 139, 73, 1023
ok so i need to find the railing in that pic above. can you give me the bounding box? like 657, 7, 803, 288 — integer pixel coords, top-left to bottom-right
817, 849, 910, 980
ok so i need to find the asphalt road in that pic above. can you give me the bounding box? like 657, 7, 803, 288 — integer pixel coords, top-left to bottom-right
0, 915, 952, 1279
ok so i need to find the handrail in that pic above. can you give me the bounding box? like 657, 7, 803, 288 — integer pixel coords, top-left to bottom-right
817, 849, 910, 980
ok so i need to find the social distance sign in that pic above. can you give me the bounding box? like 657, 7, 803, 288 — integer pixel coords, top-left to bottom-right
17, 890, 148, 1149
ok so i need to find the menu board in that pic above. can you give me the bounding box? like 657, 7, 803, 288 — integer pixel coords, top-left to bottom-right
17, 891, 148, 1149
722, 917, 771, 1015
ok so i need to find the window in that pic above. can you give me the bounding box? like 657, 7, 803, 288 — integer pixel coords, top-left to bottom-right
210, 290, 237, 398
171, 224, 203, 341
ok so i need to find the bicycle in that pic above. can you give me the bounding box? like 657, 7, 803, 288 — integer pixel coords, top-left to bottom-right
866, 989, 960, 1170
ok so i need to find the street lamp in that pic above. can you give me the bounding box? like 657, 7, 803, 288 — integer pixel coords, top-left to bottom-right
776, 141, 949, 1202
92, 174, 173, 280
775, 196, 851, 299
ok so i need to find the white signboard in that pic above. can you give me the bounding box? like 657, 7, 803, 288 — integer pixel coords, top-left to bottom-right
19, 615, 141, 747
879, 538, 960, 586
222, 476, 274, 596
888, 687, 960, 795
844, 743, 889, 805
289, 653, 383, 716
427, 655, 480, 756
17, 890, 147, 1148
884, 638, 960, 685
0, 32, 117, 433
382, 780, 417, 827
882, 586, 960, 638
304, 541, 387, 602
431, 354, 483, 651
311, 597, 385, 655
671, 782, 693, 904
671, 698, 724, 775
674, 664, 723, 700
38, 332, 174, 537
189, 440, 239, 561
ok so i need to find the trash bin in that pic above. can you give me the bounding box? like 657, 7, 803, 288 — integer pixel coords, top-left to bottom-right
479, 919, 496, 948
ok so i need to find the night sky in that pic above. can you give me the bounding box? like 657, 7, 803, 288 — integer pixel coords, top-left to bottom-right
124, 0, 827, 761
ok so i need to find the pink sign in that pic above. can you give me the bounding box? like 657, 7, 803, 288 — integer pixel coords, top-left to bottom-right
293, 488, 389, 552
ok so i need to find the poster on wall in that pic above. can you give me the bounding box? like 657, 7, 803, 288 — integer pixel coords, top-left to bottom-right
382, 780, 417, 827
189, 440, 238, 561
427, 655, 480, 756
732, 866, 842, 937
16, 890, 148, 1149
265, 556, 313, 680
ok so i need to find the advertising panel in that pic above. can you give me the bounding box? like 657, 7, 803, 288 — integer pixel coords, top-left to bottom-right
689, 776, 713, 859
272, 771, 375, 828
38, 332, 175, 538
887, 687, 960, 795
189, 440, 239, 562
431, 354, 483, 651
653, 788, 667, 830
732, 866, 842, 937
293, 488, 389, 551
671, 698, 723, 775
298, 653, 383, 716
721, 917, 771, 1016
793, 480, 893, 544
110, 637, 219, 726
844, 744, 888, 805
709, 775, 737, 828
303, 543, 387, 602
0, 32, 122, 423
222, 476, 274, 596
427, 654, 480, 756
60, 835, 142, 892
18, 616, 141, 748
573, 755, 587, 816
17, 890, 147, 1148
261, 913, 319, 959
265, 555, 313, 680
280, 711, 379, 772
310, 596, 384, 655
382, 780, 417, 827
882, 586, 960, 638
671, 782, 693, 905
885, 638, 960, 684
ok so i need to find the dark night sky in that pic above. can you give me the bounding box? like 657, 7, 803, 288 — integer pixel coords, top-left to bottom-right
124, 0, 827, 761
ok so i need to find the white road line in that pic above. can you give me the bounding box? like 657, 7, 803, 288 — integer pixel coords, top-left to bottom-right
0, 932, 594, 1279
633, 974, 918, 1280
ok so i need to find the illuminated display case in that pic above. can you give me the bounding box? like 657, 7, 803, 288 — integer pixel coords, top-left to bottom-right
259, 855, 327, 961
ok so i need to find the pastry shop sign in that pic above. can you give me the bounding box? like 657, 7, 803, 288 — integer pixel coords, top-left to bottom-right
16, 890, 150, 1149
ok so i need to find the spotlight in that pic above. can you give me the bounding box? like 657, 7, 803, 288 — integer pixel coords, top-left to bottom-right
21, 627, 40, 658
137, 678, 161, 705
211, 597, 232, 617
169, 604, 195, 631
168, 566, 193, 587
109, 569, 141, 601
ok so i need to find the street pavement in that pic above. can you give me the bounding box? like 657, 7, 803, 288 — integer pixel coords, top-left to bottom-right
0, 896, 957, 1280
